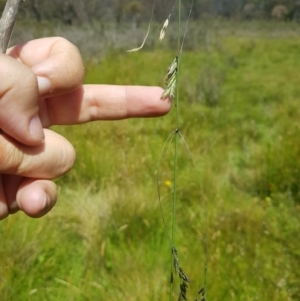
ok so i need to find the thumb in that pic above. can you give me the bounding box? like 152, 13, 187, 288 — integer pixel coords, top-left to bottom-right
0, 53, 44, 146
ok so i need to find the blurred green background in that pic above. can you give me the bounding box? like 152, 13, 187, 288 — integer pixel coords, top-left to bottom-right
1, 1, 300, 300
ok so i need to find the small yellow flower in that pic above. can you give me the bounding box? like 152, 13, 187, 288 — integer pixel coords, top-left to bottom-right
165, 180, 172, 187
265, 197, 272, 203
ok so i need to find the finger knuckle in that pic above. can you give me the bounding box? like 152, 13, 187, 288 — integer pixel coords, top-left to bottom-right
0, 134, 23, 174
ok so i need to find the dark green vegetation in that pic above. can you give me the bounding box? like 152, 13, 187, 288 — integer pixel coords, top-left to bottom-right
1, 22, 300, 300
1, 0, 299, 25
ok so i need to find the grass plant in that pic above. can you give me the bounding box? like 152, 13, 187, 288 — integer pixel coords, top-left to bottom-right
1, 19, 300, 301
157, 1, 208, 300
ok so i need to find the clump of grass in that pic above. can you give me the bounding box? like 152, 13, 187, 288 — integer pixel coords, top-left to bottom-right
197, 64, 226, 106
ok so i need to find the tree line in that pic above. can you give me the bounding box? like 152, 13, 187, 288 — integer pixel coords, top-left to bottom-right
0, 0, 299, 25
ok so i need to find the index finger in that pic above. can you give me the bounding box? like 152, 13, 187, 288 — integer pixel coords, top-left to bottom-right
40, 85, 171, 127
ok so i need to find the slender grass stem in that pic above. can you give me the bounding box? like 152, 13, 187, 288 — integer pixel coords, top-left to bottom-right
169, 1, 181, 300
169, 131, 178, 301
175, 0, 181, 129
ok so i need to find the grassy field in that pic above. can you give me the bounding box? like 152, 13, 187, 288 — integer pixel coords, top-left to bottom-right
1, 21, 300, 300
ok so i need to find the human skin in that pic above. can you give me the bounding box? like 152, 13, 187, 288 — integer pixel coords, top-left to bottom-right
0, 37, 171, 220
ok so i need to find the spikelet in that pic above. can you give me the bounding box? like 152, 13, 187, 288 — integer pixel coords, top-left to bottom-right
178, 282, 188, 301
194, 287, 206, 301
162, 56, 178, 99
159, 18, 169, 41
170, 246, 191, 301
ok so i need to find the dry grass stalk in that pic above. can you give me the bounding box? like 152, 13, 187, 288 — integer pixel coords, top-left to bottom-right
126, 3, 155, 52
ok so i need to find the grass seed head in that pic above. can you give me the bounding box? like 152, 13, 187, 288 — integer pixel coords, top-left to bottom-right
162, 56, 178, 99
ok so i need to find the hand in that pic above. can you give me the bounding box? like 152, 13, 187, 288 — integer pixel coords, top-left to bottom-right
0, 37, 171, 220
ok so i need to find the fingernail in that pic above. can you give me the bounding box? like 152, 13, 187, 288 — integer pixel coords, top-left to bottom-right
29, 114, 45, 140
42, 194, 50, 210
37, 76, 51, 95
